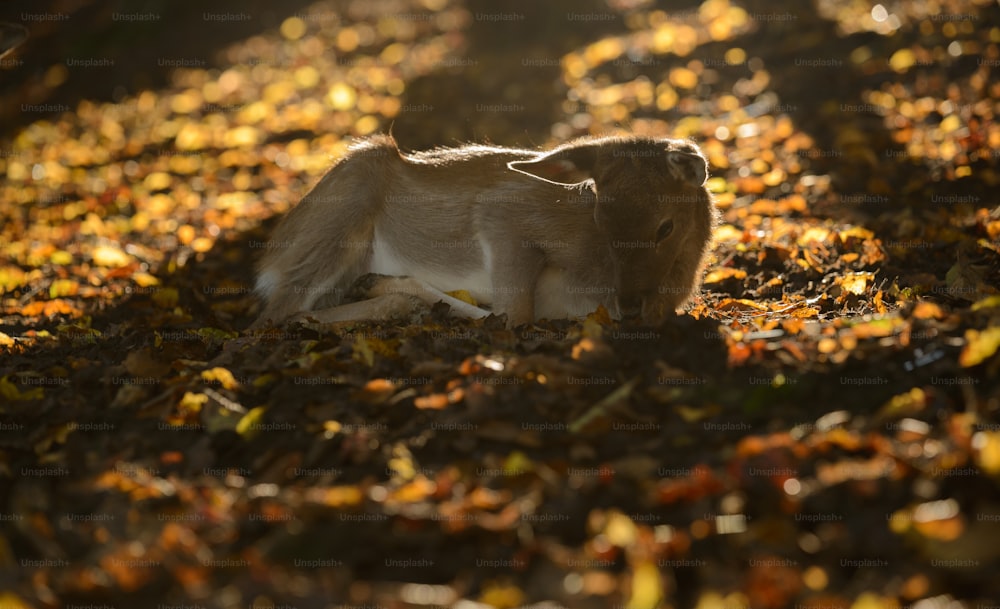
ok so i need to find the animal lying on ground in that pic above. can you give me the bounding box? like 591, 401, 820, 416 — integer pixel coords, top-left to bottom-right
252, 133, 717, 328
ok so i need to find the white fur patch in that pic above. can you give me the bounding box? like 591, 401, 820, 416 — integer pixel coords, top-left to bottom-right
255, 269, 279, 297
368, 228, 494, 304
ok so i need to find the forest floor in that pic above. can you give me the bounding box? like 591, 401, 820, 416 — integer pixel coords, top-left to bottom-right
1, 0, 1000, 607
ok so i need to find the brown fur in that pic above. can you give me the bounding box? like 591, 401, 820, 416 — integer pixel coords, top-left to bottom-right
253, 134, 717, 328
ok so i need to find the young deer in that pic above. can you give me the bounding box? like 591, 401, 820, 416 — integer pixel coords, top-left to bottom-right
253, 134, 716, 328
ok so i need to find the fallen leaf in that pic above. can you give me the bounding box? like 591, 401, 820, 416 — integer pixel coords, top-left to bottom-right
92, 244, 133, 267
627, 560, 663, 609
201, 367, 239, 390
959, 326, 1000, 367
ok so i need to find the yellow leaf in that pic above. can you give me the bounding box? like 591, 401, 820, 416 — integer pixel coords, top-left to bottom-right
974, 431, 1000, 476
236, 406, 268, 439
669, 67, 698, 89
445, 289, 477, 305
178, 392, 208, 413
195, 328, 239, 343
0, 376, 43, 401
852, 592, 900, 609
627, 561, 663, 609
713, 224, 742, 242
389, 476, 436, 502
889, 49, 915, 72
972, 295, 1000, 312
312, 485, 363, 507
0, 333, 13, 348
0, 266, 27, 290
48, 279, 79, 298
253, 373, 278, 388
675, 404, 711, 423
92, 244, 132, 267
838, 226, 875, 241
388, 455, 416, 480
144, 171, 173, 191
152, 287, 179, 308
876, 388, 926, 423
0, 592, 32, 609
912, 301, 945, 319
604, 511, 638, 547
798, 226, 831, 245
703, 268, 747, 284
503, 450, 534, 475
479, 582, 526, 609
132, 272, 160, 288
959, 326, 1000, 367
840, 272, 871, 296
201, 367, 238, 390
50, 250, 73, 265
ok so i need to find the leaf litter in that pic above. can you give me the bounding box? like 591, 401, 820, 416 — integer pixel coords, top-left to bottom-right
1, 0, 999, 607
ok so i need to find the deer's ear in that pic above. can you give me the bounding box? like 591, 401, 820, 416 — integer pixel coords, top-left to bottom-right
664, 145, 708, 187
507, 143, 599, 186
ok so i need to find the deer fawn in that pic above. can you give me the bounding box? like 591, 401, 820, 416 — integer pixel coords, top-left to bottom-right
253, 134, 716, 328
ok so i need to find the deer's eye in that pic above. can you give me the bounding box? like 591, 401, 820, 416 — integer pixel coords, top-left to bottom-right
656, 219, 675, 243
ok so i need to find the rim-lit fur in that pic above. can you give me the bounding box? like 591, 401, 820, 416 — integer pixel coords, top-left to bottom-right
254, 134, 717, 327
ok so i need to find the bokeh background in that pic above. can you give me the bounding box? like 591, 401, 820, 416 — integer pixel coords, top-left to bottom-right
2, 0, 1000, 608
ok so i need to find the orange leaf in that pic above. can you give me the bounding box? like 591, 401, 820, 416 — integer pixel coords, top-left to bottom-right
414, 393, 449, 409
960, 327, 1000, 367
716, 298, 769, 312
704, 268, 748, 284
20, 299, 83, 317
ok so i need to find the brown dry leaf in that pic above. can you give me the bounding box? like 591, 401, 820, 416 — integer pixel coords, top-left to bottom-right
873, 290, 887, 314
790, 307, 820, 319
99, 547, 154, 591
124, 348, 172, 378
780, 319, 806, 335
